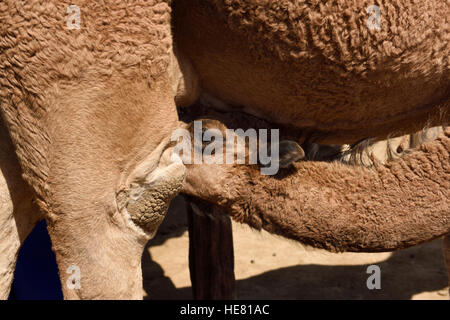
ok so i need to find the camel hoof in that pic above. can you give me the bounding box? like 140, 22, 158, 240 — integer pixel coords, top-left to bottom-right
278, 140, 305, 168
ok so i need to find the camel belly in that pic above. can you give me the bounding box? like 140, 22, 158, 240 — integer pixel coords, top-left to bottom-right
174, 0, 449, 144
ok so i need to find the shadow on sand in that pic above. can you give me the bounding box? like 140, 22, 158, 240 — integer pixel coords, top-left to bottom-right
142, 197, 448, 300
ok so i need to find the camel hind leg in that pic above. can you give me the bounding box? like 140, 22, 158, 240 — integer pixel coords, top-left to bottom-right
0, 119, 42, 299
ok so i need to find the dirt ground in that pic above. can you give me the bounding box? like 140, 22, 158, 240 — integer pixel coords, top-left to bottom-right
142, 196, 449, 300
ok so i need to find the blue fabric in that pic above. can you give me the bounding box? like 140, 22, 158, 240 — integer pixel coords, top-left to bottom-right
9, 220, 63, 300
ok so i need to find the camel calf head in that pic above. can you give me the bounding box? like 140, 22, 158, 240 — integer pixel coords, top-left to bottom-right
179, 109, 449, 253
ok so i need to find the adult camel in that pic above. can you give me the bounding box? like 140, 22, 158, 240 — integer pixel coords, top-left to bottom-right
174, 0, 449, 294
0, 0, 448, 299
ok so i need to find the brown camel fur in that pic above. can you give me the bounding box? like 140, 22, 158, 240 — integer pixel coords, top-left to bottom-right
174, 0, 449, 144
180, 115, 450, 252
0, 0, 188, 299
0, 0, 448, 299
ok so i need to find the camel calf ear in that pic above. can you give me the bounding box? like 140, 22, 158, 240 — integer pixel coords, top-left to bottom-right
278, 140, 305, 168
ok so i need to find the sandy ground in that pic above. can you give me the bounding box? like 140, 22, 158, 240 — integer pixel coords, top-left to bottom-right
142, 196, 449, 300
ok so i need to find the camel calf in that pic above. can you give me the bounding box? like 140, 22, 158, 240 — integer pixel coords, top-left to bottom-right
1, 0, 449, 299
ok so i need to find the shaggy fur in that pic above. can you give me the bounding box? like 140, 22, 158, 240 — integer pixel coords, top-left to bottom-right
0, 0, 174, 207
0, 0, 185, 299
182, 115, 450, 252
174, 0, 449, 143
0, 119, 42, 299
1, 0, 449, 300
339, 126, 445, 166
